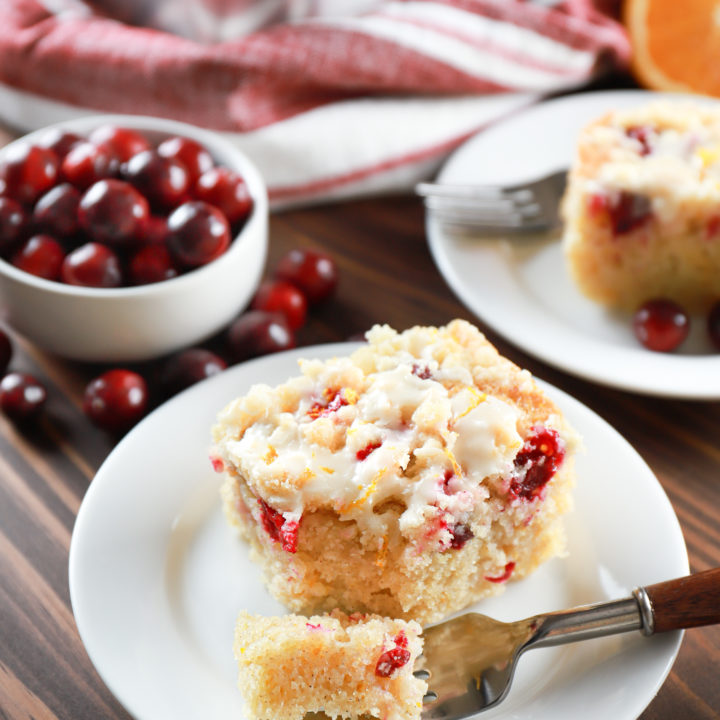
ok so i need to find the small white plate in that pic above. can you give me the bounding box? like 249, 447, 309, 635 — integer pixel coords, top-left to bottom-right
69, 344, 688, 720
427, 89, 720, 399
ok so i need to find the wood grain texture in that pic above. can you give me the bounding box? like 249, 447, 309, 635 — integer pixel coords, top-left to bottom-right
646, 569, 720, 633
1, 193, 719, 720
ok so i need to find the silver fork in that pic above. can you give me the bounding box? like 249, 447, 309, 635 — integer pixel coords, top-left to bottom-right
416, 169, 567, 233
417, 567, 720, 719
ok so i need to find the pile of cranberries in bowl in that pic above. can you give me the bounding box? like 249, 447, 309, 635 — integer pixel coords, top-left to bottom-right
0, 123, 253, 286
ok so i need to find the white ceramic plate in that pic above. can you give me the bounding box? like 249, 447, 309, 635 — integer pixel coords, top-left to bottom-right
427, 89, 720, 399
69, 344, 688, 720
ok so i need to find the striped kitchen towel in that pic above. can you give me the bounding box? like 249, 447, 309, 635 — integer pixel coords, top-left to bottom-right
0, 0, 630, 208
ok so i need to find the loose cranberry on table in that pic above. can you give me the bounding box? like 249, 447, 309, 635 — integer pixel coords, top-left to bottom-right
195, 166, 252, 225
226, 311, 295, 363
159, 348, 227, 396
122, 149, 190, 210
61, 141, 120, 190
61, 242, 122, 288
78, 179, 149, 247
83, 369, 148, 433
129, 245, 179, 285
0, 372, 47, 422
0, 143, 59, 205
251, 280, 307, 330
708, 301, 720, 350
633, 298, 690, 352
33, 183, 81, 238
89, 125, 151, 163
11, 235, 65, 281
158, 136, 214, 185
0, 197, 29, 253
166, 201, 230, 268
0, 328, 12, 375
275, 248, 338, 304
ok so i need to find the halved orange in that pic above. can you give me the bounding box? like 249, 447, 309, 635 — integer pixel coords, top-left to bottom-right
624, 0, 720, 95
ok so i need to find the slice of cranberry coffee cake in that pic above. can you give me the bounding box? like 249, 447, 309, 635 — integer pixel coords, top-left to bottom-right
234, 610, 425, 720
562, 101, 720, 312
211, 320, 578, 624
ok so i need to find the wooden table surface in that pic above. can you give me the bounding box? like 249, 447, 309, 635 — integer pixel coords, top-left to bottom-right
1, 136, 719, 720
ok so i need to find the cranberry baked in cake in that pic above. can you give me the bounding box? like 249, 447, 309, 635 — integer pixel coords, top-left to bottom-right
234, 610, 425, 720
211, 320, 578, 624
562, 102, 720, 312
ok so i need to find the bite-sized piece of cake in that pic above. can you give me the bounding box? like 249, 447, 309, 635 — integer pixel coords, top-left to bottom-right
562, 101, 720, 312
234, 610, 425, 720
212, 320, 578, 624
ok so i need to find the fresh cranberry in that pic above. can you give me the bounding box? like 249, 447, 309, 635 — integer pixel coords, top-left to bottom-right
633, 299, 690, 352
0, 372, 46, 422
11, 234, 65, 280
509, 427, 565, 501
356, 441, 381, 461
61, 141, 120, 189
36, 128, 82, 158
61, 242, 122, 287
89, 124, 151, 162
128, 245, 179, 285
0, 197, 30, 253
590, 191, 652, 236
375, 632, 411, 678
626, 126, 653, 156
194, 166, 252, 225
485, 561, 516, 583
140, 215, 169, 246
0, 328, 12, 375
251, 279, 307, 330
78, 179, 149, 247
257, 499, 299, 553
159, 347, 227, 396
158, 136, 214, 184
83, 368, 148, 433
33, 183, 81, 238
226, 311, 295, 363
0, 143, 59, 205
166, 201, 230, 268
275, 248, 339, 304
122, 149, 190, 210
708, 301, 720, 350
448, 522, 474, 549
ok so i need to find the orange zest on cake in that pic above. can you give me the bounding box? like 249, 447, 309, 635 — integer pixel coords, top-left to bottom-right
561, 101, 720, 312
212, 320, 578, 624
233, 611, 425, 720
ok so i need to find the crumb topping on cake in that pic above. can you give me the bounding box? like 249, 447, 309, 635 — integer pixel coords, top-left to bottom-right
576, 102, 720, 218
211, 322, 563, 542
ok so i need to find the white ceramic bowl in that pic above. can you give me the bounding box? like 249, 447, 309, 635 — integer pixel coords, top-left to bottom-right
0, 114, 268, 362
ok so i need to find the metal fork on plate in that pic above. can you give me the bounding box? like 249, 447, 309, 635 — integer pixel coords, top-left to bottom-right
416, 169, 567, 233
416, 568, 720, 719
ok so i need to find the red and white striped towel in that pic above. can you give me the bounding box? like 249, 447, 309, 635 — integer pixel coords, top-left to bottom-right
0, 0, 630, 208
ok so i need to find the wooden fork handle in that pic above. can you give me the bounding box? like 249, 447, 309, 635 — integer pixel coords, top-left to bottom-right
642, 568, 720, 633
